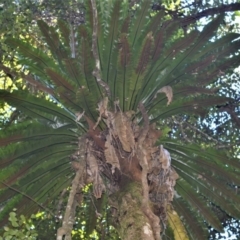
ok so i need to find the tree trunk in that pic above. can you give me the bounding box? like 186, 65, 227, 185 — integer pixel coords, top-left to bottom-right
114, 182, 159, 240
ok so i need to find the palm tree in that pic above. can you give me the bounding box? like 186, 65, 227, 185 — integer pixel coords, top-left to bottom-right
0, 0, 240, 239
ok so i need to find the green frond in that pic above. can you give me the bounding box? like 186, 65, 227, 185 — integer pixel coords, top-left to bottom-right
96, 0, 133, 109
6, 38, 55, 78
151, 27, 164, 62
46, 68, 76, 93
194, 14, 224, 48
174, 162, 240, 219
176, 180, 223, 232
162, 225, 175, 240
129, 31, 154, 110
85, 197, 98, 236
45, 68, 84, 111
129, 0, 152, 47
1, 167, 72, 220
27, 166, 71, 199
185, 54, 217, 75
173, 85, 217, 97
0, 90, 76, 125
147, 10, 165, 36
135, 32, 154, 75
12, 198, 37, 220
78, 25, 102, 101
0, 136, 76, 222
0, 121, 77, 147
115, 33, 132, 110
75, 88, 99, 122
151, 19, 180, 62
187, 40, 240, 81
0, 134, 77, 168
58, 19, 71, 46
1, 1, 240, 236
0, 195, 23, 223
217, 39, 240, 59
121, 16, 130, 34
85, 193, 107, 236
194, 55, 240, 86
100, 0, 121, 83
63, 59, 83, 88
137, 30, 199, 104
192, 33, 240, 61
151, 15, 223, 91
165, 140, 240, 180
19, 150, 72, 187
165, 141, 240, 183
85, 0, 93, 33
157, 137, 240, 220
173, 198, 208, 240
167, 30, 199, 59
37, 20, 68, 61
150, 95, 230, 122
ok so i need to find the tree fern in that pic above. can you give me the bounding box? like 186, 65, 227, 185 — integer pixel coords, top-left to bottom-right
0, 0, 240, 239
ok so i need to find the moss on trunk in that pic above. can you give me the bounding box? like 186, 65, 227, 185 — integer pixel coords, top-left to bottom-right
116, 182, 156, 240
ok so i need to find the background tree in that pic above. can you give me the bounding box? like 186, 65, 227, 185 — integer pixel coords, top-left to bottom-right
0, 0, 240, 240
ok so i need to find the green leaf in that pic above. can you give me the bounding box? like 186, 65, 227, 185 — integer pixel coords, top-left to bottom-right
4, 226, 9, 231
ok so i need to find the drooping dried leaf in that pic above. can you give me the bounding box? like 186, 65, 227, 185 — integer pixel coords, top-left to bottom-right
93, 174, 105, 199
169, 168, 179, 182
87, 150, 99, 179
75, 111, 85, 122
154, 86, 173, 105
104, 134, 120, 173
159, 145, 171, 170
87, 149, 105, 199
94, 97, 108, 129
138, 125, 160, 165
112, 111, 135, 152
71, 161, 81, 171
85, 116, 105, 150
145, 124, 162, 147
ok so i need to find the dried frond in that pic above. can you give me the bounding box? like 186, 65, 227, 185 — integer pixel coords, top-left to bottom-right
94, 97, 108, 129
75, 111, 85, 122
154, 86, 173, 105
112, 111, 135, 153
159, 146, 171, 171
86, 140, 105, 199
104, 134, 120, 173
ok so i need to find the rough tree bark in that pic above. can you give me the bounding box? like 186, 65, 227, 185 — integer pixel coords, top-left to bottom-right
153, 2, 240, 29
113, 182, 156, 240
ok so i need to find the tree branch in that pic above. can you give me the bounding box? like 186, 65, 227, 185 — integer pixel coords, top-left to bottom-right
56, 137, 87, 239
179, 3, 240, 26
184, 122, 219, 144
55, 188, 67, 220
219, 106, 240, 128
